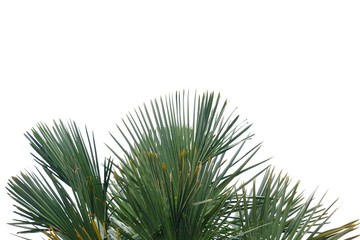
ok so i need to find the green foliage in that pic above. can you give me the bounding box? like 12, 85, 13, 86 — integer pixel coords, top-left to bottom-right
7, 121, 114, 239
108, 92, 267, 239
7, 91, 359, 239
232, 168, 359, 239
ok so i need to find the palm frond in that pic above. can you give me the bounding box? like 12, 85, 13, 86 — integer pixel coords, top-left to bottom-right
7, 121, 114, 239
230, 167, 360, 240
108, 91, 267, 239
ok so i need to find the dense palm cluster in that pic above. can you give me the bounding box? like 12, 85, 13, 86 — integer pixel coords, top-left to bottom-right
7, 91, 359, 239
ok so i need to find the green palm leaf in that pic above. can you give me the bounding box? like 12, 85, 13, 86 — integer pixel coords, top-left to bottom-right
231, 168, 359, 240
108, 91, 268, 239
7, 121, 114, 239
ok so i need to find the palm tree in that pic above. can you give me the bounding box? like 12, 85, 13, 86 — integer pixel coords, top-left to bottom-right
7, 91, 359, 239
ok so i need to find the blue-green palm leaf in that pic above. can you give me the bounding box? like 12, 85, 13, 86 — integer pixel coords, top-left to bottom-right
108, 91, 268, 239
7, 121, 114, 239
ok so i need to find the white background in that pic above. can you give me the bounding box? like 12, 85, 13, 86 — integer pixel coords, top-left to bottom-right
1, 1, 359, 239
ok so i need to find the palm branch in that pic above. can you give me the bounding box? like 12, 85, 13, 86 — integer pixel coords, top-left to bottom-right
7, 120, 115, 239
107, 91, 268, 239
231, 168, 359, 239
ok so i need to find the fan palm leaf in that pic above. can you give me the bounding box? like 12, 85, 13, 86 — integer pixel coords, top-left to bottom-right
230, 168, 359, 239
107, 91, 272, 239
7, 121, 114, 239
